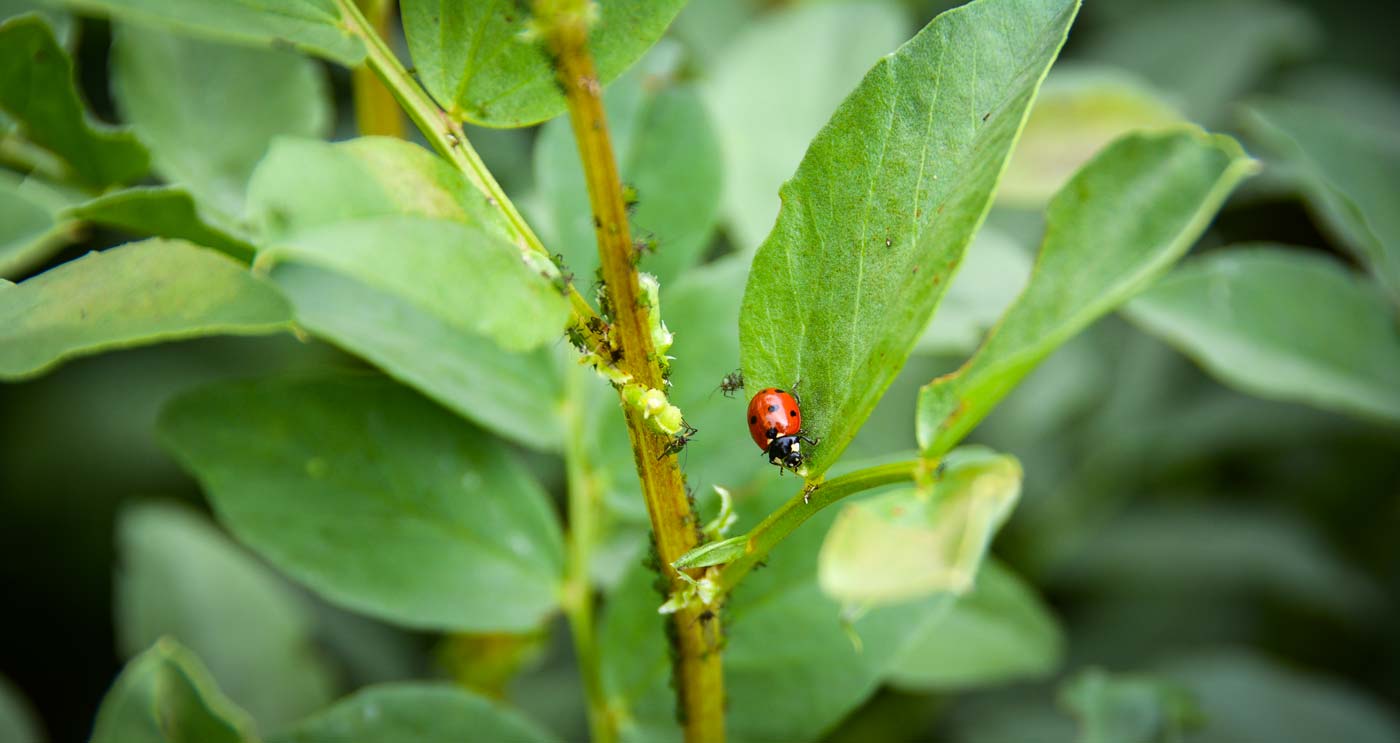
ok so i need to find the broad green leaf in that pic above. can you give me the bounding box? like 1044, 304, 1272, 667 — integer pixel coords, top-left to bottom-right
915, 226, 1032, 355
158, 375, 566, 631
271, 264, 563, 450
1126, 247, 1400, 424
740, 0, 1080, 479
247, 137, 510, 240
112, 23, 331, 219
1160, 651, 1400, 743
917, 129, 1255, 457
69, 186, 255, 257
0, 170, 78, 278
269, 683, 560, 743
0, 15, 149, 188
263, 216, 566, 352
400, 0, 685, 127
889, 559, 1062, 690
90, 638, 255, 743
0, 675, 42, 743
1000, 66, 1182, 207
1055, 504, 1380, 617
1060, 668, 1201, 743
248, 137, 567, 353
1243, 100, 1400, 302
0, 239, 291, 380
1081, 0, 1317, 122
115, 502, 336, 730
818, 449, 1022, 605
601, 469, 956, 743
57, 0, 363, 65
704, 2, 908, 251
0, 1, 72, 43
534, 50, 722, 286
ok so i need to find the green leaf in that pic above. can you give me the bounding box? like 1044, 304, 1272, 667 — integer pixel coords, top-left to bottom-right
265, 216, 566, 352
112, 23, 331, 219
56, 0, 363, 65
1000, 66, 1183, 207
90, 638, 256, 743
0, 15, 149, 188
0, 1, 72, 44
269, 683, 560, 743
1160, 651, 1400, 743
1056, 504, 1380, 616
917, 128, 1255, 457
1060, 668, 1202, 743
0, 675, 42, 743
602, 471, 956, 743
1080, 0, 1317, 122
1126, 247, 1400, 424
0, 239, 291, 380
271, 264, 563, 450
818, 449, 1022, 605
704, 1, 908, 251
247, 136, 509, 239
158, 375, 566, 632
69, 186, 256, 257
1243, 100, 1400, 302
400, 0, 686, 127
0, 170, 78, 278
248, 137, 567, 353
888, 559, 1062, 690
739, 0, 1080, 479
533, 49, 722, 286
115, 502, 336, 730
915, 226, 1032, 355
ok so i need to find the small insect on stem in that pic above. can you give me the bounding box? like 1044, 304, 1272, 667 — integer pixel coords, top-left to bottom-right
658, 421, 699, 460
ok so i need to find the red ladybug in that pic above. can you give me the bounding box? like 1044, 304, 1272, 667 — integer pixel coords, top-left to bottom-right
747, 386, 818, 472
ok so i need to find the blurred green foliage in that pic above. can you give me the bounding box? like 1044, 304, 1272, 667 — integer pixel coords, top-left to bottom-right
1, 0, 1397, 741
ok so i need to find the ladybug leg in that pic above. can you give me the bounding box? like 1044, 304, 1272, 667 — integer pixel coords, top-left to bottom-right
789, 378, 803, 406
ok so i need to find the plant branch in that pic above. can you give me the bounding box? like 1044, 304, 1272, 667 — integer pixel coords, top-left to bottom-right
715, 460, 925, 595
350, 0, 405, 138
334, 0, 607, 353
561, 366, 615, 743
538, 3, 725, 741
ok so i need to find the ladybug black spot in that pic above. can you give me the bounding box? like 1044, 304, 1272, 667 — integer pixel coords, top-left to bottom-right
775, 388, 785, 394
789, 410, 797, 417
767, 404, 777, 412
749, 415, 757, 424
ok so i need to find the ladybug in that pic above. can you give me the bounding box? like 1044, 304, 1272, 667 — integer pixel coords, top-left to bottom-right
747, 386, 818, 473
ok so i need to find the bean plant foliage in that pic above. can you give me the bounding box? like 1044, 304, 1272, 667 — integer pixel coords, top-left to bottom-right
6, 0, 1393, 741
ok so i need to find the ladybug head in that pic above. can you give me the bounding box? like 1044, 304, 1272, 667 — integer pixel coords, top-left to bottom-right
782, 450, 805, 470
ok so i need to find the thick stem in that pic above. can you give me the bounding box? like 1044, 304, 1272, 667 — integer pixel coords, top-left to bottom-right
540, 4, 725, 741
717, 460, 924, 595
562, 367, 616, 743
351, 0, 405, 137
334, 0, 608, 355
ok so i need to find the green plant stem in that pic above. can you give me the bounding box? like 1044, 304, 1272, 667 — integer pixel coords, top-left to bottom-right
562, 367, 615, 743
334, 0, 607, 353
350, 0, 405, 138
716, 460, 924, 595
538, 3, 725, 741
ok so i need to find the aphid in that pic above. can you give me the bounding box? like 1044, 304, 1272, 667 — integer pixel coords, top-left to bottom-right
659, 420, 699, 460
717, 369, 745, 398
746, 386, 818, 473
